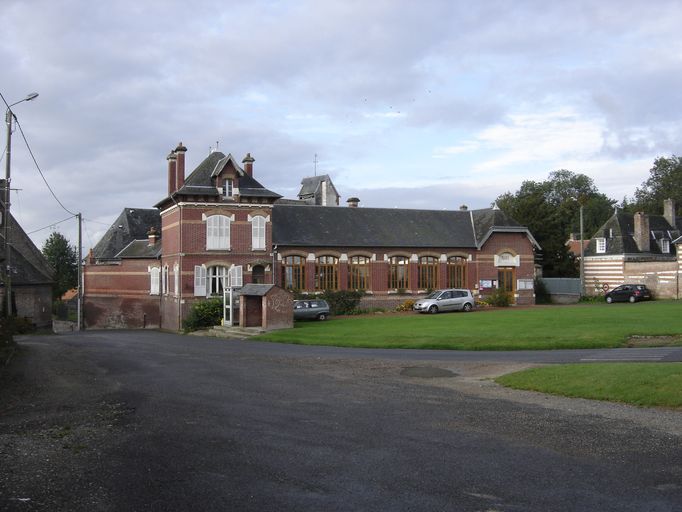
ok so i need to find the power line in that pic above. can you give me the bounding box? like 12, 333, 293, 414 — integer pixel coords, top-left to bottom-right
26, 214, 77, 235
13, 117, 76, 216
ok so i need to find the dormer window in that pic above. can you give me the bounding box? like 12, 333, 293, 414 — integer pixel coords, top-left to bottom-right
660, 239, 670, 254
596, 237, 606, 253
224, 178, 234, 197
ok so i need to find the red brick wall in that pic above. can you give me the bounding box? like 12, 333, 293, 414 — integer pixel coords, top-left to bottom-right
158, 203, 275, 330
84, 258, 161, 328
275, 234, 536, 305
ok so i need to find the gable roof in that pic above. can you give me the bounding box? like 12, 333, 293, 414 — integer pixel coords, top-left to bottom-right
1, 212, 53, 286
585, 210, 682, 256
272, 205, 537, 249
156, 151, 282, 206
92, 208, 161, 261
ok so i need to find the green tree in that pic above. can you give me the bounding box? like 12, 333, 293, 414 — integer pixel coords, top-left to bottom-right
496, 170, 616, 277
633, 155, 682, 214
42, 232, 78, 299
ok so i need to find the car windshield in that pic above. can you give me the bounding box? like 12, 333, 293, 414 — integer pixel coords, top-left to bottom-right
424, 291, 442, 299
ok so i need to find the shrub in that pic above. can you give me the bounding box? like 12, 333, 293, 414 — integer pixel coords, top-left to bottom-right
321, 290, 365, 315
487, 288, 512, 307
183, 298, 223, 332
396, 300, 415, 312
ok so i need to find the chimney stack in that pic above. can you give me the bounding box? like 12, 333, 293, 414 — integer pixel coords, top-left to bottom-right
242, 153, 255, 177
167, 150, 177, 195
148, 227, 159, 246
664, 198, 676, 227
347, 197, 360, 208
634, 212, 650, 252
175, 142, 187, 190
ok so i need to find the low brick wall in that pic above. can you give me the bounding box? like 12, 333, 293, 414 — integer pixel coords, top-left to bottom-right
84, 296, 160, 329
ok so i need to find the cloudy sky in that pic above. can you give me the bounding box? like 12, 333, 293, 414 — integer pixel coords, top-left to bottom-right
2, 0, 682, 251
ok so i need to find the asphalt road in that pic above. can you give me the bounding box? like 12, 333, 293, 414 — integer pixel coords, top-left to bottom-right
1, 331, 681, 511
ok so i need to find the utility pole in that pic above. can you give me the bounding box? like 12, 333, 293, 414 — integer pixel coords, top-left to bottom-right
3, 92, 38, 318
77, 212, 83, 330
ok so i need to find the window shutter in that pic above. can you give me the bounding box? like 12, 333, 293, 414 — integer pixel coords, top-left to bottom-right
194, 265, 206, 296
228, 265, 243, 287
252, 216, 265, 250
150, 267, 160, 295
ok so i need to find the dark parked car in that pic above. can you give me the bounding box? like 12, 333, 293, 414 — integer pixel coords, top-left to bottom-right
294, 299, 330, 321
605, 284, 652, 303
413, 289, 475, 314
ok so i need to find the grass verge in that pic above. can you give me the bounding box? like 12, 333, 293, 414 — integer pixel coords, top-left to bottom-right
256, 300, 682, 350
495, 363, 682, 408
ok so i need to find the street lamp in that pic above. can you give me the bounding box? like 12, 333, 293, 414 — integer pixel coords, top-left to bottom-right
3, 92, 39, 318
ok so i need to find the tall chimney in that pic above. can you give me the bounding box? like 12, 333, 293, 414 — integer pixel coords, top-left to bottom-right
175, 142, 187, 190
634, 212, 650, 252
167, 150, 177, 195
347, 197, 360, 208
242, 153, 255, 177
663, 198, 676, 227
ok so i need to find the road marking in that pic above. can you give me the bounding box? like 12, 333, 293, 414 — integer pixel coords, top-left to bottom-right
580, 348, 680, 362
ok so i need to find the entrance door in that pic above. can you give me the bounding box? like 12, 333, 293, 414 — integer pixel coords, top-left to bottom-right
497, 267, 515, 303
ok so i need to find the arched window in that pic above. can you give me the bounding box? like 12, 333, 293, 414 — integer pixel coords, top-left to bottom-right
418, 256, 438, 290
251, 215, 266, 250
447, 256, 467, 288
208, 265, 228, 295
348, 256, 370, 290
389, 256, 409, 290
282, 256, 306, 290
252, 265, 265, 284
206, 215, 230, 250
173, 263, 179, 296
315, 256, 338, 290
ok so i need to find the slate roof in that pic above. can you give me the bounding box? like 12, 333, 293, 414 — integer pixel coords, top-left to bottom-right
585, 211, 681, 257
239, 284, 275, 296
92, 208, 161, 261
115, 239, 162, 259
272, 205, 536, 249
1, 213, 53, 286
156, 151, 281, 205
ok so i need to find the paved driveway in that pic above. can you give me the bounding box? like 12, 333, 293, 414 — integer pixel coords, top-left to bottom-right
1, 331, 681, 511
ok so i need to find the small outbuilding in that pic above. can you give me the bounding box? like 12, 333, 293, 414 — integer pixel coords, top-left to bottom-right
238, 284, 293, 331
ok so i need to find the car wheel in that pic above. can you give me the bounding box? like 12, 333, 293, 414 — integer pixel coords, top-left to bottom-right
629, 296, 636, 303
317, 313, 328, 321
428, 305, 438, 314
462, 302, 473, 312
606, 296, 613, 304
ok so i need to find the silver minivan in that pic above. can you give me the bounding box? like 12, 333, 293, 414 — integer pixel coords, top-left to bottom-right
413, 289, 475, 314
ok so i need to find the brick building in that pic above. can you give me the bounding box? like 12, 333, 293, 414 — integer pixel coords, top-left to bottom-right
84, 143, 540, 330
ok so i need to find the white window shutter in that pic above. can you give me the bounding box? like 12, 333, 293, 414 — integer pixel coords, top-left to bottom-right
252, 216, 266, 250
150, 267, 160, 295
228, 265, 243, 287
194, 265, 206, 296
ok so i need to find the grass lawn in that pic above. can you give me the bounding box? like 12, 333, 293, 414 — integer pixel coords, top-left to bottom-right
495, 363, 682, 408
255, 300, 682, 350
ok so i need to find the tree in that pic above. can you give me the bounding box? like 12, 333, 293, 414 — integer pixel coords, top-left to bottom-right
42, 232, 78, 300
495, 170, 616, 277
633, 155, 682, 214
